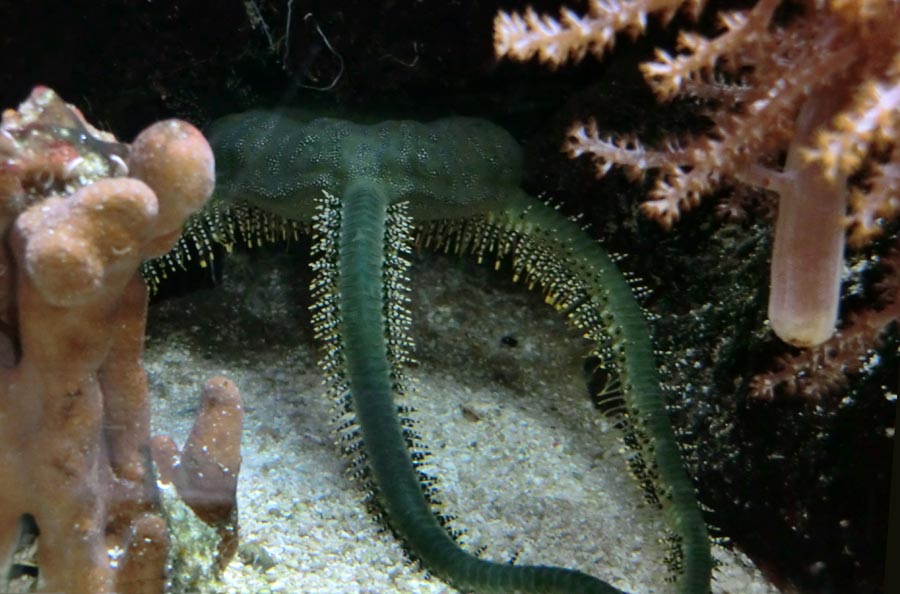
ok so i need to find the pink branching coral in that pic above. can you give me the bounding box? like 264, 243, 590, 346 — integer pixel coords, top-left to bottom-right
495, 0, 900, 348
0, 87, 241, 593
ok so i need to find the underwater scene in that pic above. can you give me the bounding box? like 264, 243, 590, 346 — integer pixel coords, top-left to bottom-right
0, 1, 896, 593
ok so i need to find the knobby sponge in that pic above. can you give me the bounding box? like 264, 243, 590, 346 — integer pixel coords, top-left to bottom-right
0, 87, 239, 594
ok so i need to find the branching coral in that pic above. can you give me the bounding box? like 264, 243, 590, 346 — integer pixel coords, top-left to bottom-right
0, 87, 241, 593
495, 0, 900, 348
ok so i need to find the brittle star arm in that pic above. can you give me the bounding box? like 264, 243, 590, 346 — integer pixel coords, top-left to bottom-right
146, 109, 712, 594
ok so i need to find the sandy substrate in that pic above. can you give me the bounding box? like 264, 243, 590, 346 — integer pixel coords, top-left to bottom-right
145, 249, 782, 594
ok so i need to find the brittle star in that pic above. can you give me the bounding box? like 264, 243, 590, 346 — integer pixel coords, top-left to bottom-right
147, 109, 712, 594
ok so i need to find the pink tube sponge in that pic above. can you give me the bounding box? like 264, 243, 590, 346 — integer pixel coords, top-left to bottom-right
768, 84, 852, 348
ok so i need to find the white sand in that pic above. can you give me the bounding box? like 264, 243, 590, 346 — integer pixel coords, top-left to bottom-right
146, 250, 781, 594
